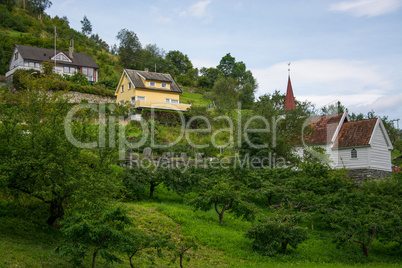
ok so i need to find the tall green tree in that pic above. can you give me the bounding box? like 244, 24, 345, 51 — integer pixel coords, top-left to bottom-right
211, 77, 238, 114
217, 53, 257, 108
81, 15, 92, 36
166, 50, 193, 75
0, 75, 122, 225
26, 0, 52, 18
116, 28, 142, 68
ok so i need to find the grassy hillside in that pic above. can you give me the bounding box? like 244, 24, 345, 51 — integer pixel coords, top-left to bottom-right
180, 90, 212, 106
1, 187, 401, 267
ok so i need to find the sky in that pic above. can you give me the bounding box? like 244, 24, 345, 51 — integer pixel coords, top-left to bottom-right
47, 0, 402, 125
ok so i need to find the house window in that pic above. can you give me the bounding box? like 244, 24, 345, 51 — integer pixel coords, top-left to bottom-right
165, 98, 170, 103
121, 85, 124, 93
63, 67, 75, 73
149, 81, 156, 87
35, 62, 40, 68
29, 62, 35, 67
82, 67, 88, 76
119, 100, 124, 105
137, 96, 145, 101
351, 148, 357, 159
88, 68, 94, 82
171, 99, 179, 104
14, 52, 18, 60
161, 83, 167, 88
128, 82, 132, 90
131, 97, 135, 105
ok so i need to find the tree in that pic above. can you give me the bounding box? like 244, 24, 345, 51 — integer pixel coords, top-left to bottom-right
26, 0, 52, 18
217, 53, 257, 108
116, 28, 142, 68
81, 15, 92, 36
166, 50, 193, 75
56, 207, 132, 268
211, 77, 238, 113
190, 171, 258, 224
119, 229, 170, 268
0, 75, 122, 225
320, 100, 345, 115
245, 209, 308, 256
323, 178, 401, 257
170, 237, 197, 268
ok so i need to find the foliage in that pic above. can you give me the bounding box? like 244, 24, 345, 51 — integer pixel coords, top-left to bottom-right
189, 169, 259, 224
0, 78, 122, 225
56, 207, 132, 267
245, 209, 308, 256
211, 77, 239, 113
116, 28, 142, 68
166, 50, 193, 76
80, 15, 92, 36
63, 71, 90, 85
26, 0, 52, 18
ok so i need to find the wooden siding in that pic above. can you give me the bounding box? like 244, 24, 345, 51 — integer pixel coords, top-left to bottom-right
369, 123, 392, 171
335, 147, 370, 169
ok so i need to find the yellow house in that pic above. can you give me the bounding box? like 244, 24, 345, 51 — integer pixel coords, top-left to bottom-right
115, 69, 191, 111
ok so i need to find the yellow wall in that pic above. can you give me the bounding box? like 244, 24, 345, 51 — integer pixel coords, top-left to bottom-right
116, 71, 180, 105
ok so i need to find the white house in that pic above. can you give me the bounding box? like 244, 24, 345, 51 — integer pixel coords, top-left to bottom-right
6, 41, 99, 84
285, 71, 393, 177
295, 111, 394, 175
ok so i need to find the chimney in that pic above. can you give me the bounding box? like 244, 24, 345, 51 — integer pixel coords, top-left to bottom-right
69, 37, 74, 58
144, 68, 149, 72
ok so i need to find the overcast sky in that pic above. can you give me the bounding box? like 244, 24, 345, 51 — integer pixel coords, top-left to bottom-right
47, 0, 402, 125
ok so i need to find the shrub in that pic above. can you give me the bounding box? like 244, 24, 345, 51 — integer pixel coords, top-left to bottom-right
245, 219, 308, 256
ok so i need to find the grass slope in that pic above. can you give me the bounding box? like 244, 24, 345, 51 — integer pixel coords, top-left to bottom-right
180, 90, 212, 106
1, 188, 401, 267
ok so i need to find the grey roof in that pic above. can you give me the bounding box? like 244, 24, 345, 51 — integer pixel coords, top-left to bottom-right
13, 44, 99, 69
125, 69, 181, 93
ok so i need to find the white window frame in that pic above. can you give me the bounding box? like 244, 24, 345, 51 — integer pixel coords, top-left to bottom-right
149, 81, 156, 87
35, 62, 40, 68
64, 66, 70, 73
137, 96, 146, 101
119, 100, 124, 105
128, 82, 132, 90
165, 98, 170, 103
29, 62, 35, 68
121, 85, 124, 93
171, 99, 179, 104
131, 96, 135, 105
161, 83, 167, 88
14, 52, 18, 60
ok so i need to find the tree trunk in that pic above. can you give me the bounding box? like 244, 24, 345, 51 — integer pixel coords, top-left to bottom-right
281, 241, 288, 251
361, 245, 369, 257
150, 183, 155, 198
92, 249, 98, 268
179, 253, 184, 268
219, 213, 224, 224
46, 198, 64, 225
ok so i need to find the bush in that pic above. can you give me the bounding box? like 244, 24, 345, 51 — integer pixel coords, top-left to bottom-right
245, 219, 308, 256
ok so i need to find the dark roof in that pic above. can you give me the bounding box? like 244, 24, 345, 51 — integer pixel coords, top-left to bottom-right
303, 113, 344, 145
13, 44, 99, 69
333, 118, 377, 148
125, 69, 181, 93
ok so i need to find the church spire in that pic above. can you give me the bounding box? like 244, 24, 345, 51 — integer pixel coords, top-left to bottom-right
284, 62, 296, 111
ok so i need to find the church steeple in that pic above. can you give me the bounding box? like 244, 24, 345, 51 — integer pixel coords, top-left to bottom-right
284, 62, 296, 111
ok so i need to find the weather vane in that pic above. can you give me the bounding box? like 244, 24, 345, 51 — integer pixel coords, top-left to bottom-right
288, 62, 291, 75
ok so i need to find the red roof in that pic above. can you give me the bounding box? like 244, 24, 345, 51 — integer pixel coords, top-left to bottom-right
333, 118, 377, 148
284, 76, 296, 111
302, 113, 344, 145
